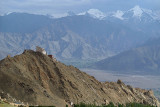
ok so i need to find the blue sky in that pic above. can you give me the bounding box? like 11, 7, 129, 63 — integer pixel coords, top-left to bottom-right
0, 0, 160, 16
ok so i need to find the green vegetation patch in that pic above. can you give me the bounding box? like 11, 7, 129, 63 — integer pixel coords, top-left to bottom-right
29, 106, 55, 107
74, 102, 157, 107
0, 101, 16, 107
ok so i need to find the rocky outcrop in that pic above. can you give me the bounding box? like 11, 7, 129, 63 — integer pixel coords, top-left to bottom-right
104, 80, 159, 106
0, 50, 159, 106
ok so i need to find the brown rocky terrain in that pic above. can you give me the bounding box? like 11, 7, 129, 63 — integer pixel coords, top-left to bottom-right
0, 50, 159, 107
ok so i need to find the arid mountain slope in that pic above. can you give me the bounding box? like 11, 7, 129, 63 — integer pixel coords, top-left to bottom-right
0, 50, 159, 106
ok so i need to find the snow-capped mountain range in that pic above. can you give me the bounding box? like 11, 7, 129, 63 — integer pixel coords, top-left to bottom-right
1, 5, 159, 21
78, 9, 106, 20
0, 5, 160, 62
76, 5, 160, 21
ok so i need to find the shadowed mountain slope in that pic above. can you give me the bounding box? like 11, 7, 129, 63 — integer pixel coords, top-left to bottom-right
91, 38, 160, 75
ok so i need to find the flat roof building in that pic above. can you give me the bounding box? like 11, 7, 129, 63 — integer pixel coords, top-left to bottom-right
36, 46, 47, 55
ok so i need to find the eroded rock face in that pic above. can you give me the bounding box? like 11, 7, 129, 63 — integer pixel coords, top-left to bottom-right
0, 50, 159, 106
104, 81, 159, 106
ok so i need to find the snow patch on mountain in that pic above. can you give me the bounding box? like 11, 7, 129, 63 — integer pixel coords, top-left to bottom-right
50, 13, 68, 18
78, 9, 106, 20
130, 5, 143, 17
87, 9, 106, 19
113, 10, 124, 20
0, 12, 12, 16
64, 5, 159, 22
77, 12, 86, 16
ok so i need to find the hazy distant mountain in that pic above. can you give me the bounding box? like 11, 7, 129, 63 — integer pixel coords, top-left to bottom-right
0, 6, 160, 62
0, 12, 52, 33
91, 38, 160, 75
0, 12, 149, 60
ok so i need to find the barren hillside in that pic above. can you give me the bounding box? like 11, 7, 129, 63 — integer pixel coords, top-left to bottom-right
0, 50, 159, 106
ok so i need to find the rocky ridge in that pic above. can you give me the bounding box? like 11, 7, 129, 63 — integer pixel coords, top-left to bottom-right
0, 50, 159, 106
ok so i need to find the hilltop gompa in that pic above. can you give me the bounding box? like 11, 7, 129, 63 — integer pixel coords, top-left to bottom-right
36, 46, 47, 55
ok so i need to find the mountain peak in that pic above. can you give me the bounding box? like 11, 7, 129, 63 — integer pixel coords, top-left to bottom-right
85, 9, 106, 19
131, 5, 143, 17
113, 10, 124, 20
